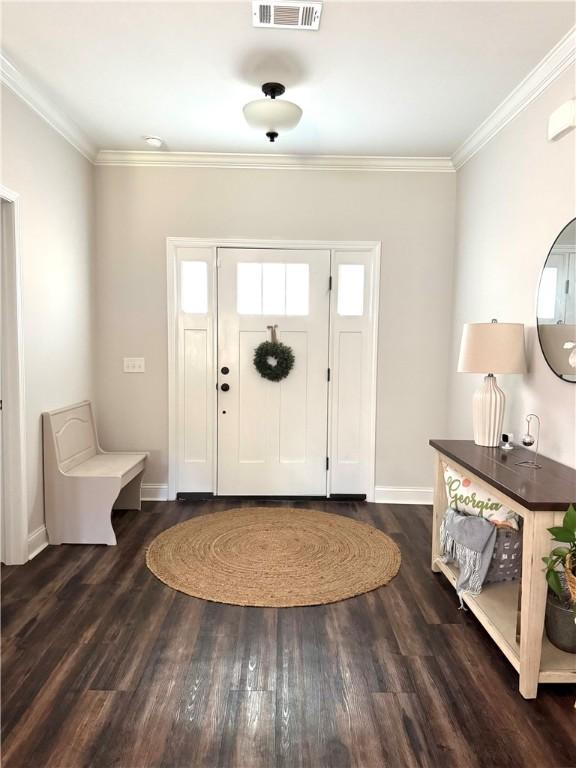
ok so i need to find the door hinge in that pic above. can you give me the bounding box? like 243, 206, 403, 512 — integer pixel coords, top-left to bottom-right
327, 367, 331, 382
326, 456, 329, 471
328, 275, 332, 291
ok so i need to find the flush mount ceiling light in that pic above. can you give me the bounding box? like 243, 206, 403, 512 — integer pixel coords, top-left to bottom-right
144, 135, 164, 148
243, 82, 302, 143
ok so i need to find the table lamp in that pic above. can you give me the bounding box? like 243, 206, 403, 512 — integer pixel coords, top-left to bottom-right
457, 320, 527, 447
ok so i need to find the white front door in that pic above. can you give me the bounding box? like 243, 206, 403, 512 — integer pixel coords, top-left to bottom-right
217, 248, 330, 495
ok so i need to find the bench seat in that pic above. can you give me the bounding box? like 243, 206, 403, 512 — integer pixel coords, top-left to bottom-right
43, 401, 148, 545
66, 453, 147, 480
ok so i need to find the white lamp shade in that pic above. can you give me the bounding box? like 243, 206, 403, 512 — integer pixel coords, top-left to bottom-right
243, 98, 302, 132
457, 322, 527, 374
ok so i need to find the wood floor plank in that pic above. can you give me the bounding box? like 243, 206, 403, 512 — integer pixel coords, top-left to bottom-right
275, 608, 315, 768
2, 499, 574, 768
219, 690, 276, 768
90, 683, 183, 768
327, 598, 387, 693
391, 532, 465, 626
2, 642, 109, 767
377, 576, 434, 658
231, 607, 277, 692
372, 692, 443, 768
89, 577, 176, 692
89, 593, 207, 768
423, 626, 521, 768
324, 603, 388, 767
159, 601, 245, 768
406, 654, 482, 768
41, 690, 119, 768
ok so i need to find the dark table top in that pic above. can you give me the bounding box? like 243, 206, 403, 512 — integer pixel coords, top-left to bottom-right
429, 439, 576, 511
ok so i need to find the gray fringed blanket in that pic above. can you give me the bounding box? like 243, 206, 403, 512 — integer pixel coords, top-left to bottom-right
440, 507, 497, 606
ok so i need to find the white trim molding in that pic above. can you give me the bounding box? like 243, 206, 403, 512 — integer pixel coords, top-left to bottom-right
0, 53, 96, 162
141, 484, 169, 502
1, 186, 29, 565
28, 525, 48, 560
452, 26, 576, 169
374, 486, 433, 505
96, 150, 454, 172
167, 238, 381, 501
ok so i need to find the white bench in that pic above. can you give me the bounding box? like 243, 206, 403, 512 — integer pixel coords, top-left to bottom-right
43, 401, 147, 545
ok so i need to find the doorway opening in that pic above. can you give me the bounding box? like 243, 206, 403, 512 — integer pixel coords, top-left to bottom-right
168, 239, 380, 501
0, 187, 28, 564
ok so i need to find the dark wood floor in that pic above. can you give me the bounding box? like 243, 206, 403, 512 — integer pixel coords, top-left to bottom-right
1, 499, 575, 768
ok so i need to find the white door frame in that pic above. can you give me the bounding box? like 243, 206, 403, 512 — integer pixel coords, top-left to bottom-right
0, 185, 28, 564
167, 238, 380, 502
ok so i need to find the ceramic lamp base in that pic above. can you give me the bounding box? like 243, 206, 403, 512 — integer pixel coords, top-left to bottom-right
472, 374, 505, 447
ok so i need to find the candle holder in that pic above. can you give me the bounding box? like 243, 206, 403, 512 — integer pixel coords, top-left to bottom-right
515, 414, 542, 469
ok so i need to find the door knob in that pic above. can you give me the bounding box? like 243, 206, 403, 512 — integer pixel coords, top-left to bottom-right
220, 383, 230, 392
221, 366, 230, 375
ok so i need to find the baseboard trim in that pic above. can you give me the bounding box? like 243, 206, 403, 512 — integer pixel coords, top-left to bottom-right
374, 486, 433, 505
141, 484, 432, 505
28, 525, 49, 560
141, 484, 169, 501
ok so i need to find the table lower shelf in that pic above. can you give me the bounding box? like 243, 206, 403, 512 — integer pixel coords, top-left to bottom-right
434, 558, 576, 684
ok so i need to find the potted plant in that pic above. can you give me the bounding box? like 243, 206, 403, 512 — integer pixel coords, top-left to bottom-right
542, 504, 576, 653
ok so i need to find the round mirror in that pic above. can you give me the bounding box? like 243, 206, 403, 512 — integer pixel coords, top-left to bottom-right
537, 218, 576, 382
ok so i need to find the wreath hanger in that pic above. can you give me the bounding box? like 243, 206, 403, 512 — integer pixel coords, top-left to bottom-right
267, 324, 279, 343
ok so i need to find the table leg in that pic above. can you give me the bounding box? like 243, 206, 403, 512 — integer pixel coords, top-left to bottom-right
431, 452, 445, 572
518, 510, 554, 699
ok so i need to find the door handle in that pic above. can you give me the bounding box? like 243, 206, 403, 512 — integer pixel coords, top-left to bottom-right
220, 383, 230, 392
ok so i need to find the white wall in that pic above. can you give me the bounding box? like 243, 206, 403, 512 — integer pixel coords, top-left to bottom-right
94, 166, 457, 492
449, 69, 576, 467
1, 86, 94, 536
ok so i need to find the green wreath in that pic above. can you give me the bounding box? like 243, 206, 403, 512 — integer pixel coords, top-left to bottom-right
254, 340, 295, 382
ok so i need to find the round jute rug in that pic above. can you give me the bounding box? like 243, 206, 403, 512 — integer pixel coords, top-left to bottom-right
146, 507, 401, 607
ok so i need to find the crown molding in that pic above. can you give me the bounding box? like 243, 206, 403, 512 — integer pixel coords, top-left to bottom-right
94, 150, 454, 172
0, 53, 96, 162
452, 26, 576, 170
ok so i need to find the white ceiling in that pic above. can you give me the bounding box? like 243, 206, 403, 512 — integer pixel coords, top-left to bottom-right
2, 1, 574, 156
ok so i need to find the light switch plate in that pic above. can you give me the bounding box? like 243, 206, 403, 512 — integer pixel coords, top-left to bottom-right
123, 357, 145, 373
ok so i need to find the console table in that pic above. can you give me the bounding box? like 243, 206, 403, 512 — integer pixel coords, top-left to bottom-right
429, 439, 576, 699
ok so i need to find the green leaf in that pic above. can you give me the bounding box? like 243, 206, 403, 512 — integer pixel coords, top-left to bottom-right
546, 569, 564, 598
548, 526, 576, 543
563, 504, 576, 533
550, 547, 570, 559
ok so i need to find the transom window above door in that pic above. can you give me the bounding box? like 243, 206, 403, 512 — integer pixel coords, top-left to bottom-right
237, 262, 309, 316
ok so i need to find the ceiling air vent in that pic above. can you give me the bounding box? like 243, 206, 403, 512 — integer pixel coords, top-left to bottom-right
253, 1, 322, 31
